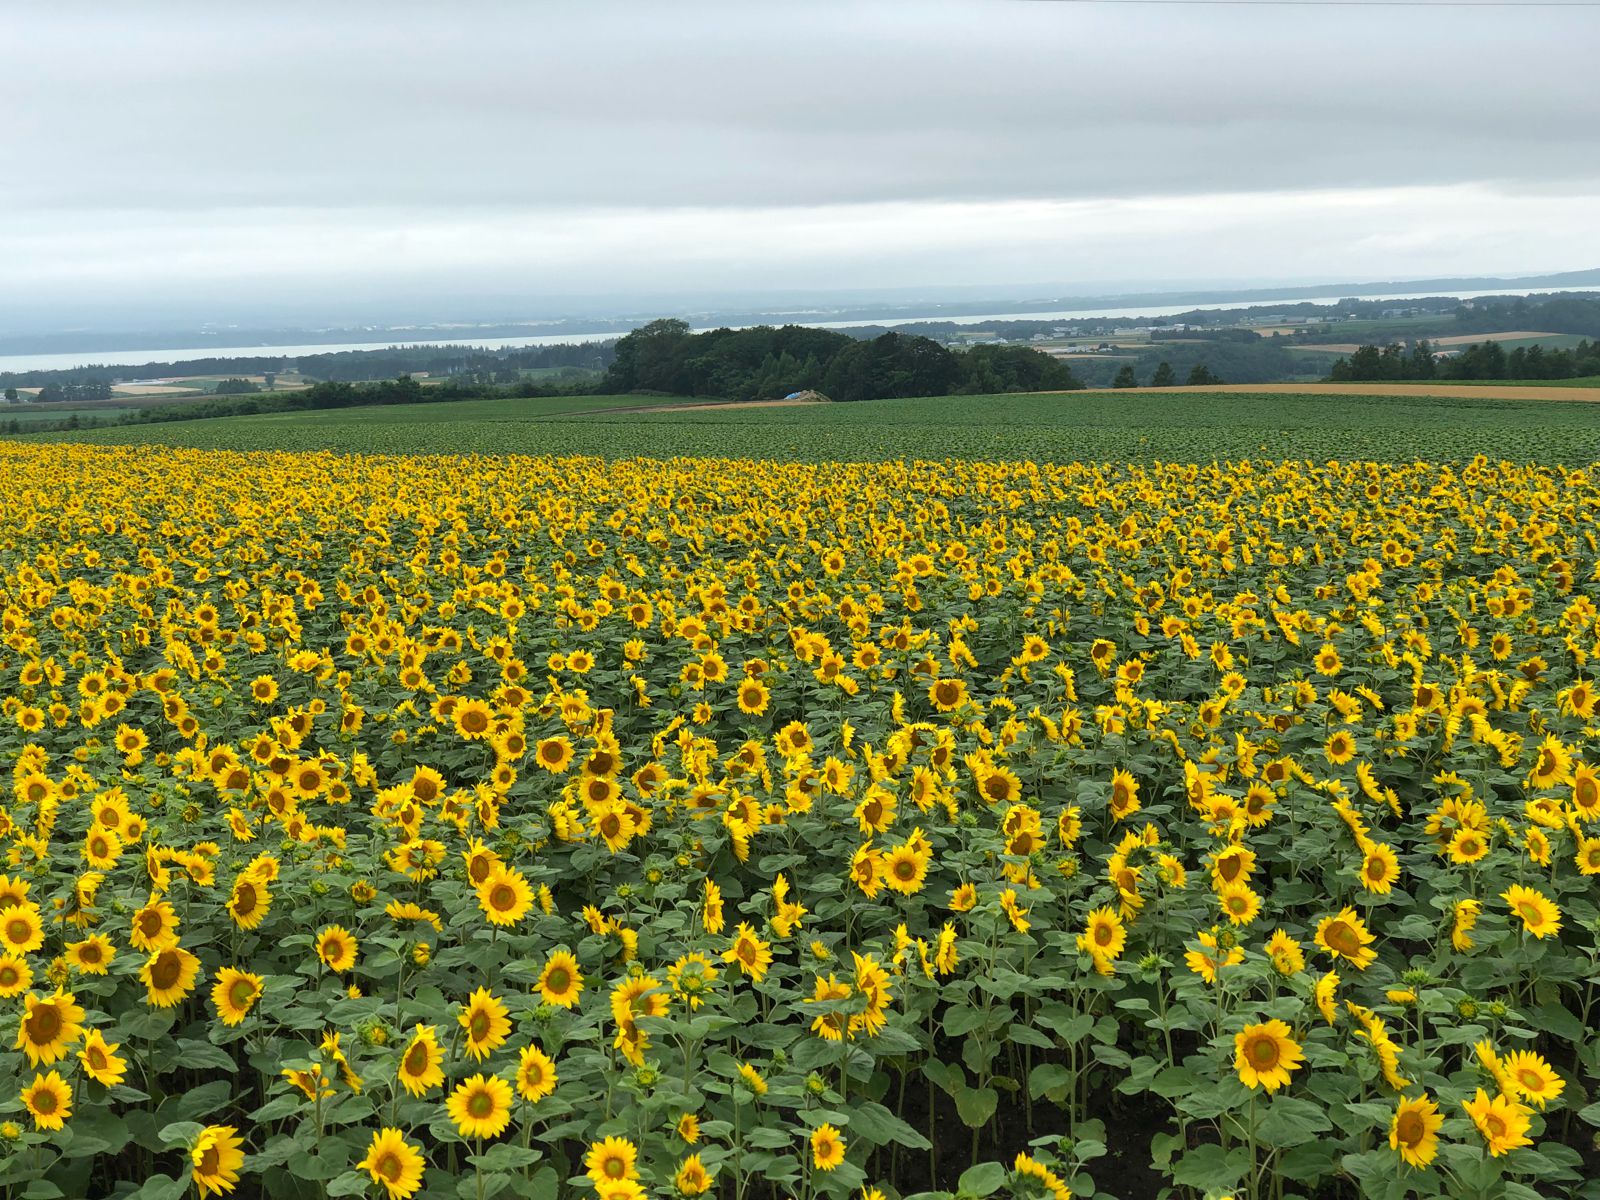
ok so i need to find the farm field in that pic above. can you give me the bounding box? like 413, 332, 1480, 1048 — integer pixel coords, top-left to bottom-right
20, 387, 1600, 464
1, 434, 1599, 1200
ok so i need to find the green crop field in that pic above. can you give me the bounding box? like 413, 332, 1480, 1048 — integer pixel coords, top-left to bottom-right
15, 387, 1600, 463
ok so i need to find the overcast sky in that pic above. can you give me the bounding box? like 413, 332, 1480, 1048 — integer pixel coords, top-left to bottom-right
3, 0, 1598, 328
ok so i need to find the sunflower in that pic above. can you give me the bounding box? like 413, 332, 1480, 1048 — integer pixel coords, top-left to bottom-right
446, 1073, 514, 1140
675, 1153, 714, 1196
1108, 769, 1141, 821
927, 676, 967, 713
722, 923, 774, 982
882, 841, 931, 895
536, 950, 585, 1008
211, 967, 264, 1027
1184, 929, 1243, 984
15, 988, 86, 1066
1528, 734, 1571, 788
1359, 842, 1400, 894
1315, 907, 1377, 970
1324, 730, 1356, 766
1572, 763, 1600, 818
1388, 1094, 1443, 1168
736, 678, 770, 715
535, 736, 575, 774
459, 987, 511, 1060
1077, 907, 1127, 962
1234, 1020, 1305, 1092
0, 953, 33, 998
516, 1044, 558, 1102
129, 899, 179, 952
21, 1070, 73, 1131
227, 875, 272, 930
315, 924, 358, 972
78, 1028, 128, 1087
1315, 971, 1341, 1025
1502, 1049, 1565, 1109
452, 699, 494, 740
191, 1125, 245, 1198
1218, 883, 1261, 926
1462, 1088, 1532, 1157
141, 945, 201, 1008
810, 1123, 846, 1170
476, 864, 533, 927
64, 934, 115, 976
395, 1025, 445, 1097
1265, 930, 1305, 975
1445, 825, 1490, 864
358, 1127, 427, 1199
1, 902, 45, 954
586, 1135, 640, 1186
1501, 884, 1561, 938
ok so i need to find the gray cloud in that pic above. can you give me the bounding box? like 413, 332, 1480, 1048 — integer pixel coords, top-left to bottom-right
2, 0, 1597, 324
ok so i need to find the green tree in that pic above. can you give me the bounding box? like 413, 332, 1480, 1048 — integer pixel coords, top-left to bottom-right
1185, 364, 1221, 386
2, 387, 16, 403
1150, 361, 1176, 387
1112, 365, 1138, 389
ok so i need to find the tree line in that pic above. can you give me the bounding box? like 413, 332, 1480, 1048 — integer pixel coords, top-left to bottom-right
1329, 339, 1600, 382
603, 320, 1083, 402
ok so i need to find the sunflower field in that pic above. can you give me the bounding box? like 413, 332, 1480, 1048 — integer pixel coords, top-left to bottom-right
2, 442, 1599, 1200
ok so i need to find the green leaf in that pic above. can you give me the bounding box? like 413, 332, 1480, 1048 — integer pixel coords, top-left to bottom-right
469, 1144, 543, 1171
954, 1085, 998, 1128
1172, 1143, 1249, 1192
326, 1172, 371, 1198
1254, 1095, 1333, 1148
1028, 1063, 1073, 1101
957, 1162, 1008, 1196
848, 1101, 931, 1151
129, 1176, 189, 1200
944, 1005, 988, 1037
157, 1120, 205, 1148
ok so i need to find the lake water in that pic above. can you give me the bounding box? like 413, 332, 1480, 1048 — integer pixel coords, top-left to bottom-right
0, 285, 1586, 374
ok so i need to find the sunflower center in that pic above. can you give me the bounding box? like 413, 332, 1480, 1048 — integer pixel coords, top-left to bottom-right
895, 859, 917, 881
737, 941, 758, 965
1325, 921, 1358, 954
468, 1091, 494, 1118
1396, 1111, 1423, 1145
377, 1152, 402, 1182
33, 1088, 57, 1114
7, 917, 30, 943
490, 885, 517, 911
138, 911, 163, 936
1517, 902, 1544, 926
26, 1005, 62, 1044
1093, 924, 1113, 946
1249, 1037, 1279, 1068
229, 979, 256, 1009
470, 1012, 490, 1039
547, 968, 570, 993
1517, 1069, 1543, 1090
1485, 1112, 1506, 1137
199, 1146, 220, 1174
150, 952, 181, 989
604, 1157, 626, 1179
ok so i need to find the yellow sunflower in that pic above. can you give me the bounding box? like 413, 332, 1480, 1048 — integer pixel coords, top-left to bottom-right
1315, 907, 1377, 970
1501, 884, 1561, 938
64, 934, 115, 976
358, 1127, 427, 1199
476, 864, 533, 927
315, 924, 358, 972
515, 1044, 558, 1102
141, 945, 201, 1008
21, 1070, 73, 1131
1462, 1088, 1532, 1157
810, 1123, 846, 1170
211, 967, 264, 1026
190, 1125, 245, 1198
536, 950, 585, 1009
447, 1073, 514, 1140
1234, 1020, 1305, 1092
78, 1028, 129, 1087
722, 923, 774, 982
367, 1021, 433, 1096
1388, 1094, 1443, 1168
1, 902, 45, 954
459, 987, 511, 1060
585, 1135, 640, 1186
15, 988, 86, 1066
